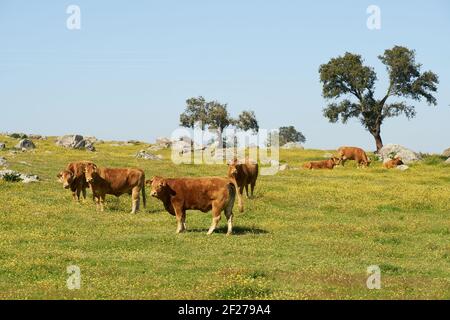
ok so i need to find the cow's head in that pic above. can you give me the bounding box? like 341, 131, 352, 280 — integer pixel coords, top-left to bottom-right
147, 176, 171, 199
394, 157, 404, 165
227, 158, 240, 178
330, 157, 340, 166
57, 170, 74, 189
84, 163, 98, 183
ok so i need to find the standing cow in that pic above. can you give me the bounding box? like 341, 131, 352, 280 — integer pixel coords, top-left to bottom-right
84, 163, 146, 213
336, 146, 371, 167
227, 158, 258, 212
147, 176, 236, 235
57, 161, 94, 201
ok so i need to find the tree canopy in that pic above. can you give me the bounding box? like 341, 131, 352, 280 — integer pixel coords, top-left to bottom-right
319, 46, 438, 151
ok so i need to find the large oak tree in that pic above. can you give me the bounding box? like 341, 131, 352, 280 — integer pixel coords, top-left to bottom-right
319, 46, 438, 151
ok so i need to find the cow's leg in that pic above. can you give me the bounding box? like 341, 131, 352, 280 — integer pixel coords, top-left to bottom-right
131, 187, 140, 214
76, 188, 82, 202
207, 203, 222, 235
244, 183, 250, 198
72, 191, 77, 201
99, 194, 105, 212
181, 210, 187, 231
250, 181, 256, 198
82, 187, 87, 200
174, 204, 185, 234
94, 195, 100, 211
224, 206, 233, 236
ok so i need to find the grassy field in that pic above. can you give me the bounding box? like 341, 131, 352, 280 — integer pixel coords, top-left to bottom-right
1, 134, 450, 300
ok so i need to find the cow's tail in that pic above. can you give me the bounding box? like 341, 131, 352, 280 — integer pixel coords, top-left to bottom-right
142, 181, 147, 209
229, 177, 243, 213
227, 182, 237, 214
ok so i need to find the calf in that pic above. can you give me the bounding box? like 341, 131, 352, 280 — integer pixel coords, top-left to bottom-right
383, 157, 404, 169
84, 163, 146, 213
57, 161, 93, 201
336, 146, 371, 167
147, 176, 236, 235
303, 157, 340, 170
227, 158, 258, 212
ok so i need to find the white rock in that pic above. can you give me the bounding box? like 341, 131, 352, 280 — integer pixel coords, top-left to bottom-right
445, 158, 450, 164
279, 164, 289, 171
0, 142, 5, 150
0, 157, 7, 167
15, 139, 35, 150
56, 135, 96, 152
281, 142, 304, 150
442, 148, 450, 158
396, 165, 409, 171
135, 150, 163, 160
0, 169, 39, 183
378, 144, 421, 164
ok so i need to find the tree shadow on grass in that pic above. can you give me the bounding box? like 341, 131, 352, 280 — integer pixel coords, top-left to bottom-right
187, 225, 268, 235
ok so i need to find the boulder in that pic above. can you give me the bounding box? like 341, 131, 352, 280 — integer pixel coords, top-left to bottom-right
445, 158, 450, 164
378, 144, 421, 164
0, 169, 39, 183
135, 150, 163, 160
261, 159, 280, 166
0, 142, 5, 150
0, 157, 7, 167
15, 139, 36, 150
279, 164, 289, 171
281, 142, 304, 150
155, 137, 172, 148
396, 165, 409, 171
442, 148, 450, 158
56, 135, 96, 152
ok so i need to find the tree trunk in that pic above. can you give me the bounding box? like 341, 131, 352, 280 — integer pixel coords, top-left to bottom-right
372, 131, 383, 153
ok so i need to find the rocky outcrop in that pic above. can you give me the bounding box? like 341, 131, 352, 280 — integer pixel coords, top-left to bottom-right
281, 142, 304, 150
135, 150, 163, 160
0, 169, 39, 183
56, 135, 96, 152
442, 148, 450, 158
378, 144, 421, 164
15, 139, 36, 150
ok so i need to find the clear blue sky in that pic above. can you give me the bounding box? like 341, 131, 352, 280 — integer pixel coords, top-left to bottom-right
1, 0, 449, 152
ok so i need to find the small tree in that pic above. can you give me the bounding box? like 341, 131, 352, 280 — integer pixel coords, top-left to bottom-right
235, 111, 259, 133
180, 97, 259, 148
319, 46, 438, 152
279, 126, 306, 146
206, 101, 231, 148
179, 96, 209, 130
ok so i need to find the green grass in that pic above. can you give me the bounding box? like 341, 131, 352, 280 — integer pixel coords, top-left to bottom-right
1, 135, 450, 299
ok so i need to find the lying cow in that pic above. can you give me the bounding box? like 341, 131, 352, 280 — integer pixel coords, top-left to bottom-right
383, 157, 404, 169
336, 146, 371, 167
227, 158, 258, 212
57, 161, 94, 201
303, 157, 340, 170
84, 163, 146, 213
147, 176, 236, 235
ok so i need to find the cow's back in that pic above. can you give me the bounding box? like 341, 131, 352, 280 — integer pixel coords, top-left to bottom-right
98, 168, 145, 195
167, 177, 232, 212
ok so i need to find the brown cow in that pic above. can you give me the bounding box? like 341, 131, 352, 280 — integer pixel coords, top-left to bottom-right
336, 146, 371, 167
57, 161, 94, 201
383, 157, 404, 169
84, 163, 146, 213
147, 176, 236, 235
227, 158, 258, 212
303, 157, 340, 170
